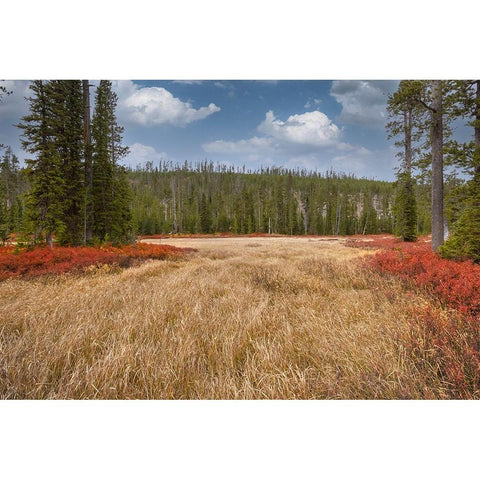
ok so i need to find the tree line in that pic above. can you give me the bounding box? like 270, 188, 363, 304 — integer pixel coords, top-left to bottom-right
128, 161, 437, 237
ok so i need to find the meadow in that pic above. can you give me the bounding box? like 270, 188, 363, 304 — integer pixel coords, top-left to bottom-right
0, 236, 478, 399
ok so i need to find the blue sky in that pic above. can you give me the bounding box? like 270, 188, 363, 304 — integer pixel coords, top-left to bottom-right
0, 79, 467, 181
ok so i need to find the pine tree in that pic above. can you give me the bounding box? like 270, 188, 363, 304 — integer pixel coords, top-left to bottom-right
50, 80, 85, 245
393, 171, 417, 241
0, 180, 8, 243
17, 81, 66, 247
0, 147, 21, 242
387, 80, 449, 249
386, 81, 424, 241
199, 192, 212, 233
441, 80, 480, 260
91, 80, 132, 243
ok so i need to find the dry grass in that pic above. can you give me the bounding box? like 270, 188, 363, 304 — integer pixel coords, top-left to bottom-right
0, 237, 450, 399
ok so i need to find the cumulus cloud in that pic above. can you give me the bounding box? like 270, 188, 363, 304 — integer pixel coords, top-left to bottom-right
123, 142, 172, 169
202, 107, 397, 178
258, 110, 341, 147
114, 80, 220, 127
203, 109, 344, 158
330, 80, 398, 128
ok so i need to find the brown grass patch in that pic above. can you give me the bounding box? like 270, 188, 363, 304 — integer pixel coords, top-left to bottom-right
0, 237, 453, 399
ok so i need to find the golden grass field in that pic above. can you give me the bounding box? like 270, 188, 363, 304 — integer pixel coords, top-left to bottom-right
0, 236, 449, 399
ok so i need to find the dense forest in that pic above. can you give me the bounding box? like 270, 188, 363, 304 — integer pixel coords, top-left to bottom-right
128, 161, 436, 236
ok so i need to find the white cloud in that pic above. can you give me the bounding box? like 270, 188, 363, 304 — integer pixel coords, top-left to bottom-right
203, 110, 343, 156
203, 136, 274, 156
114, 80, 220, 127
258, 110, 342, 147
202, 108, 397, 179
330, 80, 398, 128
122, 142, 171, 168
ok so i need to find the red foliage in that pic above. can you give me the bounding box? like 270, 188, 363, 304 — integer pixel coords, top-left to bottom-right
358, 235, 480, 397
404, 304, 480, 397
0, 243, 195, 281
367, 241, 480, 318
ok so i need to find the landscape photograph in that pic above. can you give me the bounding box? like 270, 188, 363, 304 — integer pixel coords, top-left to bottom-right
2, 1, 480, 478
1, 78, 480, 400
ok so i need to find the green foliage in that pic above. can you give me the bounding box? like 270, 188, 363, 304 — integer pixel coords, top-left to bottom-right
17, 80, 133, 247
51, 81, 85, 246
441, 175, 480, 262
129, 162, 397, 236
440, 80, 480, 261
91, 81, 133, 244
393, 172, 417, 241
0, 146, 27, 241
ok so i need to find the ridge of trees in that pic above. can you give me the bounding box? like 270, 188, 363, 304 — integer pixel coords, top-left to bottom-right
128, 161, 437, 237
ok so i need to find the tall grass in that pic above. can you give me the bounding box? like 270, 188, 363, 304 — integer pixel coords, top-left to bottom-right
0, 237, 461, 399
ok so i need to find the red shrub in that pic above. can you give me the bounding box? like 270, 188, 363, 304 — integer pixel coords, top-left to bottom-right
368, 243, 480, 318
358, 235, 480, 397
0, 243, 195, 281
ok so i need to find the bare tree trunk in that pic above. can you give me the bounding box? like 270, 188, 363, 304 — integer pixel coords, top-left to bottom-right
474, 80, 480, 178
404, 109, 413, 174
431, 80, 444, 251
46, 231, 53, 248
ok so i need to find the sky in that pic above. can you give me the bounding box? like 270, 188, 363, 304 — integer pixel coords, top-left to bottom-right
1, 79, 476, 181
0, 79, 409, 181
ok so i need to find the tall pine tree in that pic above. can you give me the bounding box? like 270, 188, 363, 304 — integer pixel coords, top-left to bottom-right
386, 80, 425, 241
17, 81, 65, 247
441, 80, 480, 260
91, 80, 132, 243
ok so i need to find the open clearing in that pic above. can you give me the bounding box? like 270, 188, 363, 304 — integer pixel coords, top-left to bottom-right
0, 237, 440, 399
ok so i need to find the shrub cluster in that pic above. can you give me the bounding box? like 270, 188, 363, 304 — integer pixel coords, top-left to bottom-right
368, 241, 480, 317
356, 235, 480, 397
0, 243, 194, 281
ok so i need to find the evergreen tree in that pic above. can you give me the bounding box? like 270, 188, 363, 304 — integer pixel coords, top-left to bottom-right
0, 147, 22, 242
393, 171, 417, 241
17, 81, 66, 247
0, 180, 8, 243
50, 80, 85, 245
91, 80, 132, 243
386, 80, 423, 241
441, 80, 480, 260
199, 192, 212, 233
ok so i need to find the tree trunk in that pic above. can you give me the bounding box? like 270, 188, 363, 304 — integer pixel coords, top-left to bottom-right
404, 108, 413, 174
83, 80, 93, 244
474, 80, 480, 178
46, 231, 53, 248
431, 80, 444, 251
